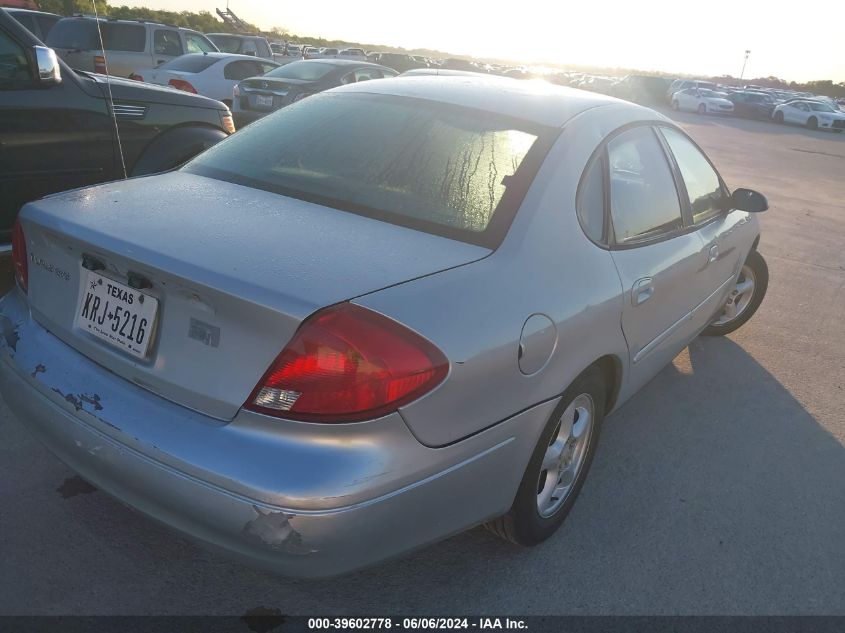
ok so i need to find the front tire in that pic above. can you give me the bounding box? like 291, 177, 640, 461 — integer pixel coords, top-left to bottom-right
703, 249, 768, 336
698, 103, 707, 115
774, 111, 784, 124
672, 99, 680, 111
807, 116, 818, 130
485, 367, 606, 546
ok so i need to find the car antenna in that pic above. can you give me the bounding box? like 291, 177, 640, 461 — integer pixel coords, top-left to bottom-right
90, 0, 128, 179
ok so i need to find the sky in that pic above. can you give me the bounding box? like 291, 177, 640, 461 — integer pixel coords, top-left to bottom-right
116, 0, 845, 83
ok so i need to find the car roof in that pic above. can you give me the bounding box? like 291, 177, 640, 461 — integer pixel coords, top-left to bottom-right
171, 52, 278, 63
300, 58, 387, 67
207, 32, 265, 39
58, 15, 200, 31
334, 75, 628, 128
4, 7, 60, 17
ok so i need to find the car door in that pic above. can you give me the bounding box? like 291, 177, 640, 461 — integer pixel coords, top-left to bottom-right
601, 126, 709, 382
785, 102, 804, 124
731, 93, 746, 116
152, 27, 183, 69
658, 126, 748, 330
0, 22, 115, 243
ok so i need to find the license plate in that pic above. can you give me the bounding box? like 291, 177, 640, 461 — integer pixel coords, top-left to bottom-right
74, 270, 159, 359
255, 94, 274, 108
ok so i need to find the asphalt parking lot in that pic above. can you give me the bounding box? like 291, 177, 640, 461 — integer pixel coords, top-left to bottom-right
1, 109, 843, 616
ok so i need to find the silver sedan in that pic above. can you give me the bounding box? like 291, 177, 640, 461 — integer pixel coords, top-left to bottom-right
0, 76, 768, 577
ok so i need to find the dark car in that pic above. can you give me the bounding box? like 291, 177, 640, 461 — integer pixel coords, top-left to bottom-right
372, 52, 425, 74
613, 74, 672, 105
441, 58, 480, 72
232, 59, 397, 127
726, 91, 776, 120
0, 9, 234, 245
4, 7, 59, 41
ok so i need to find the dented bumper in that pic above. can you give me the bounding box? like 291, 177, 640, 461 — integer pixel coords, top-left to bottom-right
0, 290, 554, 577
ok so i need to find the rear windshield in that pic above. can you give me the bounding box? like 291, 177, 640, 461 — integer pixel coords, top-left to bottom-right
184, 93, 552, 247
207, 34, 242, 54
160, 54, 219, 73
265, 61, 335, 81
47, 20, 145, 52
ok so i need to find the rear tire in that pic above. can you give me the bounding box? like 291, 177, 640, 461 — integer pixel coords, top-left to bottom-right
807, 116, 818, 130
703, 249, 768, 336
484, 367, 606, 546
698, 103, 707, 115
774, 111, 784, 124
671, 99, 679, 111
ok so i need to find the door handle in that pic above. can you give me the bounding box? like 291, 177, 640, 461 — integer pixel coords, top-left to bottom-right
708, 244, 719, 263
632, 277, 654, 306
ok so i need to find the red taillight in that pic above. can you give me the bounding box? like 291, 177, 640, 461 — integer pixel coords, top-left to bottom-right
245, 303, 448, 422
93, 55, 107, 74
11, 218, 27, 293
168, 78, 197, 94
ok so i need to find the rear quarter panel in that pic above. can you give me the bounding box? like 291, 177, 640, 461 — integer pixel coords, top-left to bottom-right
357, 103, 655, 447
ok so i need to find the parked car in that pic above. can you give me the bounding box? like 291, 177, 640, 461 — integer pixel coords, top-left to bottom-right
772, 99, 845, 131
374, 52, 425, 73
206, 33, 274, 62
666, 79, 717, 102
232, 59, 397, 127
337, 47, 366, 61
301, 46, 320, 59
0, 9, 233, 245
318, 47, 339, 59
5, 6, 59, 40
671, 88, 734, 114
726, 91, 775, 120
46, 16, 217, 78
440, 57, 479, 72
2, 75, 768, 577
135, 53, 278, 107
613, 74, 671, 105
272, 43, 300, 59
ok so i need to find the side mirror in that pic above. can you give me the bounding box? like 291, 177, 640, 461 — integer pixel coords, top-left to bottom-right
34, 46, 61, 85
730, 188, 768, 213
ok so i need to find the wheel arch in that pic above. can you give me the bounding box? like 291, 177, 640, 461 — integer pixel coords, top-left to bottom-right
590, 354, 623, 414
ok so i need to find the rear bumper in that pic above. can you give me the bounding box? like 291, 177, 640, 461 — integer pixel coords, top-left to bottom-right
0, 290, 553, 577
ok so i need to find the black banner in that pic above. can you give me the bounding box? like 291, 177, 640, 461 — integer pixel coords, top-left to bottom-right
1, 617, 845, 633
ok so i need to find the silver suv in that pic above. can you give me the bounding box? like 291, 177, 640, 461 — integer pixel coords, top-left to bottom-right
46, 16, 218, 78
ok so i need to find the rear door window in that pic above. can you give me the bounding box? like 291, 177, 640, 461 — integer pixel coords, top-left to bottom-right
162, 54, 219, 73
224, 59, 270, 80
354, 68, 384, 81
184, 31, 216, 54
153, 29, 183, 56
102, 23, 146, 52
46, 19, 98, 50
576, 156, 606, 244
607, 126, 683, 244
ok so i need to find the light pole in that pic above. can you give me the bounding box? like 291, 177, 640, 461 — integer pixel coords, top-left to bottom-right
739, 49, 751, 86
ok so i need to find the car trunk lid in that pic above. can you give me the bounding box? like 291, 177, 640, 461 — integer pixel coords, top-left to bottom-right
20, 171, 489, 420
